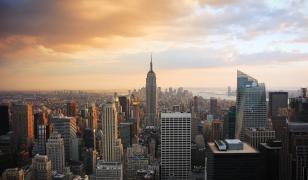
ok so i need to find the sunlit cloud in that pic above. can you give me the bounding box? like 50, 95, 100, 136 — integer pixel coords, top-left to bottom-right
0, 0, 307, 90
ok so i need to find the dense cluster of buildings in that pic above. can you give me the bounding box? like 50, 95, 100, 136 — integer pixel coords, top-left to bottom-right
0, 59, 307, 180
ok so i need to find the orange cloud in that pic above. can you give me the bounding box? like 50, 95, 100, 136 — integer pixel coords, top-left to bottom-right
0, 0, 195, 53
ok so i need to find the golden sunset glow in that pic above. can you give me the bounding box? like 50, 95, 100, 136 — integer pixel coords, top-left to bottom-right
1, 0, 308, 90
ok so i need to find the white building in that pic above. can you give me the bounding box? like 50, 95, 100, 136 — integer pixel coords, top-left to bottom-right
32, 154, 52, 180
160, 112, 191, 179
46, 131, 65, 173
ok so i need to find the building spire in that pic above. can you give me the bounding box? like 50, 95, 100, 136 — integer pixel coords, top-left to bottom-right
150, 53, 153, 71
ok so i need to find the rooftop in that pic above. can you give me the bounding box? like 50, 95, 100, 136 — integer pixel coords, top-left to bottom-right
208, 142, 258, 154
161, 112, 191, 118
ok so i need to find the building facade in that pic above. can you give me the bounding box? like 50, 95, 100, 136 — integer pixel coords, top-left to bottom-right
11, 103, 34, 149
50, 116, 77, 162
161, 112, 191, 179
46, 131, 65, 173
244, 127, 276, 150
32, 154, 52, 180
102, 102, 123, 162
92, 161, 123, 180
206, 140, 260, 180
235, 71, 267, 140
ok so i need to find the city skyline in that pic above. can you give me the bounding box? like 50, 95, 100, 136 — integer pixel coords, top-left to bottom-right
0, 0, 308, 90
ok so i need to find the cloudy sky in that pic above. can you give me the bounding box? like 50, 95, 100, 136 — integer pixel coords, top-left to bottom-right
0, 0, 307, 90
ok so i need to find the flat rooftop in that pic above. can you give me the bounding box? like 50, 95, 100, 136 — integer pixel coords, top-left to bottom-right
161, 112, 191, 118
208, 142, 258, 154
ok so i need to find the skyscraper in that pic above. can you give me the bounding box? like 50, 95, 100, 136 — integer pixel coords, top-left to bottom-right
46, 131, 65, 173
210, 97, 218, 118
66, 101, 77, 117
259, 140, 282, 180
212, 119, 223, 141
206, 139, 260, 180
32, 154, 52, 180
145, 55, 157, 127
102, 102, 123, 162
126, 144, 149, 180
88, 104, 97, 130
223, 106, 236, 139
50, 116, 77, 162
235, 71, 267, 140
33, 112, 52, 155
161, 112, 191, 179
269, 92, 288, 140
119, 96, 130, 121
269, 92, 288, 118
191, 96, 199, 141
0, 104, 10, 136
11, 103, 34, 149
280, 92, 308, 180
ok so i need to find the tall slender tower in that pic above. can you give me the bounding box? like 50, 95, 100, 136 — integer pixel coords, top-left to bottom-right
145, 55, 157, 127
235, 71, 267, 140
102, 102, 123, 162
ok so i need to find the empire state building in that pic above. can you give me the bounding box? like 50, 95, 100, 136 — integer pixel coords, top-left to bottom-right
145, 55, 157, 127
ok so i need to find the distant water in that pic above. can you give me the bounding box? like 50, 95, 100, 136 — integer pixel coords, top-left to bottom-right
187, 87, 236, 100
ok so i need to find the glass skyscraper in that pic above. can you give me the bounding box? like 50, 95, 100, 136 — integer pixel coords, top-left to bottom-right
235, 71, 267, 140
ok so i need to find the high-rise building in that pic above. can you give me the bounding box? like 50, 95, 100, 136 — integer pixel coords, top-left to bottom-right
66, 101, 77, 117
11, 103, 34, 149
84, 128, 95, 149
33, 112, 50, 155
0, 104, 10, 136
32, 154, 52, 180
34, 112, 48, 138
280, 122, 308, 180
269, 92, 288, 140
126, 144, 149, 180
130, 101, 141, 139
212, 119, 223, 141
102, 102, 123, 162
70, 137, 82, 162
2, 168, 24, 180
119, 122, 133, 149
50, 116, 77, 162
88, 104, 97, 130
206, 139, 260, 180
280, 91, 308, 180
92, 161, 123, 180
83, 148, 97, 175
259, 140, 282, 180
235, 71, 267, 140
244, 127, 276, 150
191, 96, 200, 142
210, 97, 218, 118
161, 112, 191, 179
223, 106, 236, 139
269, 92, 288, 118
119, 96, 130, 121
46, 131, 65, 173
145, 56, 157, 127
